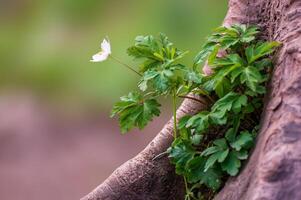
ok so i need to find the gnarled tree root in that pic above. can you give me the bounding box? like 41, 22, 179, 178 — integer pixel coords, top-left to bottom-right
81, 97, 207, 200
82, 0, 301, 199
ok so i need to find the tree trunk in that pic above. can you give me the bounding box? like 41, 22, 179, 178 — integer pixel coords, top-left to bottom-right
82, 0, 301, 199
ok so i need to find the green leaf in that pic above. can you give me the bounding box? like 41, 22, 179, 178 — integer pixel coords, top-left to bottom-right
138, 69, 174, 93
221, 151, 241, 176
213, 138, 228, 149
128, 33, 188, 74
168, 139, 195, 174
178, 116, 192, 140
232, 95, 247, 113
186, 111, 210, 133
203, 138, 229, 171
253, 58, 273, 71
186, 156, 222, 190
218, 149, 230, 162
210, 111, 228, 125
220, 36, 239, 49
111, 92, 161, 133
207, 45, 220, 66
204, 149, 229, 171
185, 70, 204, 84
210, 92, 247, 125
225, 128, 236, 142
235, 150, 249, 160
204, 153, 220, 172
212, 54, 244, 68
245, 41, 280, 64
215, 77, 231, 98
153, 70, 172, 92
202, 146, 220, 156
239, 25, 259, 43
178, 116, 191, 129
230, 131, 254, 151
194, 42, 216, 66
138, 70, 158, 91
191, 134, 203, 145
211, 92, 237, 113
204, 65, 238, 97
240, 66, 263, 91
230, 66, 243, 83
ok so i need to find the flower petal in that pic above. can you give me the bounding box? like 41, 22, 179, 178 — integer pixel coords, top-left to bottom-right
101, 39, 111, 54
90, 52, 109, 62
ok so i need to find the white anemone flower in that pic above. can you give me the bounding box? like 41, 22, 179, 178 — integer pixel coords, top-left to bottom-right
91, 38, 111, 62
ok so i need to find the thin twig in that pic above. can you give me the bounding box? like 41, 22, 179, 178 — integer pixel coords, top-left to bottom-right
152, 151, 168, 161
109, 55, 142, 76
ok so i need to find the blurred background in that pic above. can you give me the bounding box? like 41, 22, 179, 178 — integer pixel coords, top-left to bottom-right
0, 0, 227, 199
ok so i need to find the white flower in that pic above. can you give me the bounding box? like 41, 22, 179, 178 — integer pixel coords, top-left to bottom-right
91, 38, 111, 62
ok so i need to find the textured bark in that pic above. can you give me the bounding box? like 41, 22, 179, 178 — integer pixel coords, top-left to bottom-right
82, 0, 301, 199
215, 0, 301, 199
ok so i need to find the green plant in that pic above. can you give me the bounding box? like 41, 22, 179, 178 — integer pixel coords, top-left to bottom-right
92, 24, 279, 199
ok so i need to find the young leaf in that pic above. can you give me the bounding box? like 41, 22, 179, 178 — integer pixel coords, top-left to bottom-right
239, 66, 263, 91
203, 65, 236, 97
245, 41, 280, 64
212, 54, 244, 68
239, 25, 259, 43
128, 33, 188, 73
211, 92, 237, 115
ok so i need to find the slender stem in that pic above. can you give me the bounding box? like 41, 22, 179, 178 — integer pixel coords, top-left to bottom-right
172, 90, 177, 138
152, 151, 168, 161
109, 55, 142, 76
184, 177, 190, 199
177, 95, 207, 105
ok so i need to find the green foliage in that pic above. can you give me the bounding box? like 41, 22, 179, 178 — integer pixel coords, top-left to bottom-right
194, 24, 259, 66
186, 156, 222, 190
109, 24, 279, 199
129, 34, 189, 95
111, 92, 161, 133
166, 24, 278, 198
168, 139, 196, 174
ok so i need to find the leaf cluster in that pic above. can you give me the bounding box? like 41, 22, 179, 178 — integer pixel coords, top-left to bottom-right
110, 24, 279, 200
167, 24, 279, 198
111, 33, 194, 132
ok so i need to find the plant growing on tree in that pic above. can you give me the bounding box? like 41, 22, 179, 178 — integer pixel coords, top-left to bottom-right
91, 24, 279, 200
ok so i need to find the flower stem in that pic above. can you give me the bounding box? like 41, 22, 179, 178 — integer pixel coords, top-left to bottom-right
172, 90, 177, 138
184, 177, 190, 200
109, 55, 142, 76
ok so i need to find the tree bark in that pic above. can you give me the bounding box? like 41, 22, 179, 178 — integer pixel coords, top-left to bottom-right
215, 0, 301, 199
82, 0, 301, 199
